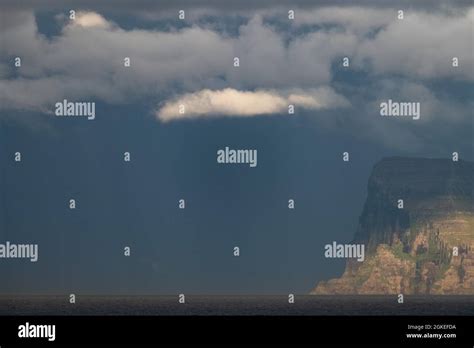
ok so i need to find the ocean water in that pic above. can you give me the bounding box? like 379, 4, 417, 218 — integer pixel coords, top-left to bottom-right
1, 295, 473, 316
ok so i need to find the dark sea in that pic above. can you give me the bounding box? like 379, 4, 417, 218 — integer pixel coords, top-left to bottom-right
1, 295, 473, 316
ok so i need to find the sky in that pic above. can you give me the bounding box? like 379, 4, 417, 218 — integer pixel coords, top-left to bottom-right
0, 0, 472, 295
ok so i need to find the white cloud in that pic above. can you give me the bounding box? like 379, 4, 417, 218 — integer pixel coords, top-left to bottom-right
2, 7, 471, 113
0, 6, 472, 154
156, 87, 349, 121
353, 9, 474, 79
71, 11, 112, 29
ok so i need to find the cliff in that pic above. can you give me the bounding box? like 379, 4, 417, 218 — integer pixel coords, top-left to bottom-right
312, 157, 474, 295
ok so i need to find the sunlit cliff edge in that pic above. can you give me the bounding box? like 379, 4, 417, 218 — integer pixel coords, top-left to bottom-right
312, 157, 474, 295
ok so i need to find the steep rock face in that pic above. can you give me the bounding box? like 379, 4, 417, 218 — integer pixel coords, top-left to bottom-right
312, 157, 474, 295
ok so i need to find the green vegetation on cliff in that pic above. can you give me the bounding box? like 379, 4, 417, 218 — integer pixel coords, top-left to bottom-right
312, 157, 474, 295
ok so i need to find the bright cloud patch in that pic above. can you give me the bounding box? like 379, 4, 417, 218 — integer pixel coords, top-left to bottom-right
72, 11, 111, 29
156, 87, 350, 121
